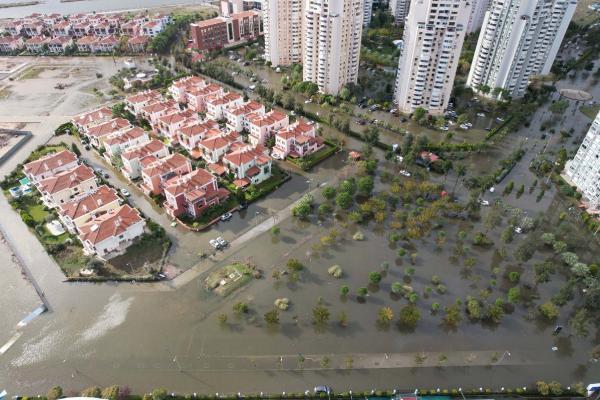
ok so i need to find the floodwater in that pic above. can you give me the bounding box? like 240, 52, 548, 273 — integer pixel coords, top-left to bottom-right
1, 55, 599, 393
0, 0, 208, 19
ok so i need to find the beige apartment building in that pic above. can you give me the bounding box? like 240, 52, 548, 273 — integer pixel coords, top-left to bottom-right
393, 0, 471, 115
302, 0, 364, 95
263, 0, 304, 67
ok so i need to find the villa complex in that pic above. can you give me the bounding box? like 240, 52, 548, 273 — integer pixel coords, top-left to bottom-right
23, 150, 145, 259
0, 11, 171, 54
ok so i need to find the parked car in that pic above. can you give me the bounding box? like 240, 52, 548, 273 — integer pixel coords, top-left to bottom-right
216, 237, 228, 248
220, 212, 233, 221
355, 119, 366, 125
389, 108, 398, 114
477, 112, 486, 117
399, 170, 411, 177
440, 126, 449, 131
514, 226, 523, 234
460, 124, 470, 130
120, 188, 131, 197
314, 386, 332, 395
304, 99, 312, 104
209, 239, 220, 249
478, 199, 490, 206
496, 117, 505, 122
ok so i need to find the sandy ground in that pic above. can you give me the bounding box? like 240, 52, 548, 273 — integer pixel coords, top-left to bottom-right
0, 56, 129, 164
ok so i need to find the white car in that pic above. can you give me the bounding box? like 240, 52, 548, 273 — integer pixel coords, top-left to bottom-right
477, 112, 486, 117
514, 227, 523, 234
478, 199, 490, 206
209, 239, 220, 249
465, 122, 473, 127
399, 170, 411, 177
440, 126, 449, 131
216, 237, 228, 248
460, 124, 470, 130
304, 99, 312, 104
489, 186, 495, 193
220, 212, 233, 221
496, 117, 505, 122
120, 188, 131, 197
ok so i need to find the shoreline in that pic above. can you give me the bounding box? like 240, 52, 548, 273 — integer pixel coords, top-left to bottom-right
0, 1, 217, 21
0, 1, 40, 9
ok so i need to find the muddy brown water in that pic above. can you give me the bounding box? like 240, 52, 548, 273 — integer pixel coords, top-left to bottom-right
1, 55, 600, 394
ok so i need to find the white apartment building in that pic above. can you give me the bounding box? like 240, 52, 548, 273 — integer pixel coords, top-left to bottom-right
363, 0, 374, 27
302, 0, 364, 95
565, 111, 600, 211
466, 0, 577, 99
393, 0, 471, 116
263, 0, 304, 67
466, 0, 490, 33
389, 0, 410, 24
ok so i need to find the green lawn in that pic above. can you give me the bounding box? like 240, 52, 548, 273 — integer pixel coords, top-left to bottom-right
288, 142, 339, 171
109, 234, 170, 274
55, 245, 89, 277
580, 104, 600, 120
244, 167, 290, 202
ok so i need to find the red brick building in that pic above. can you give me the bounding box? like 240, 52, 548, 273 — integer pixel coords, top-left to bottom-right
189, 10, 262, 52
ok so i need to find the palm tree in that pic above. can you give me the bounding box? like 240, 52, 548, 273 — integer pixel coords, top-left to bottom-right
377, 307, 394, 325
452, 164, 467, 196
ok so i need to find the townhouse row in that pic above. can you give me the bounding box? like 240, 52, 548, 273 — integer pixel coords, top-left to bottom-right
0, 11, 171, 54
72, 105, 232, 221
69, 74, 324, 222
22, 149, 145, 259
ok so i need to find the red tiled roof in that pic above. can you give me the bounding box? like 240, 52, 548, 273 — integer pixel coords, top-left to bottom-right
128, 35, 149, 45
24, 149, 78, 177
126, 90, 160, 104
224, 147, 270, 167
207, 92, 242, 106
73, 106, 113, 127
77, 35, 98, 45
178, 119, 218, 138
78, 204, 143, 245
233, 178, 250, 188
104, 126, 146, 146
277, 120, 314, 139
142, 100, 176, 114
249, 110, 287, 127
38, 164, 95, 194
142, 153, 189, 178
208, 163, 226, 175
192, 17, 226, 28
121, 139, 167, 161
164, 168, 215, 197
86, 118, 131, 138
227, 101, 263, 116
58, 185, 119, 220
